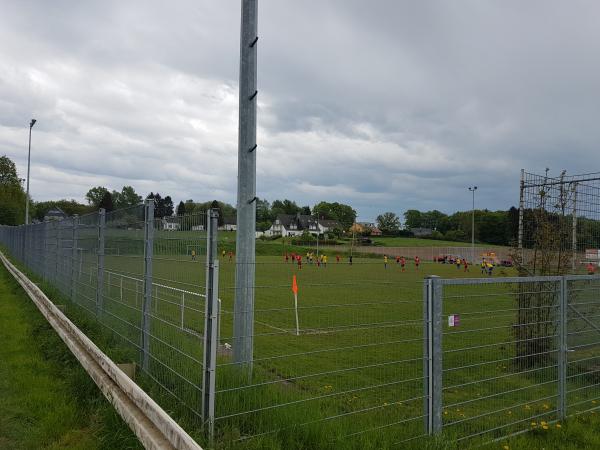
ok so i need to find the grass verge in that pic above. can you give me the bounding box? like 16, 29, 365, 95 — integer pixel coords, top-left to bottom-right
0, 261, 141, 450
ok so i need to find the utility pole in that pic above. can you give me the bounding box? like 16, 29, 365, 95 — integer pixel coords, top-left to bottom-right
233, 0, 258, 371
25, 119, 36, 224
468, 186, 477, 262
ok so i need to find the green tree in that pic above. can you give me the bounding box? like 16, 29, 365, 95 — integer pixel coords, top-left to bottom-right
112, 186, 142, 209
256, 198, 272, 222
312, 201, 357, 229
0, 156, 26, 225
272, 199, 300, 216
33, 200, 92, 222
176, 201, 186, 216
403, 210, 422, 229
85, 186, 109, 207
98, 191, 114, 212
376, 212, 401, 235
0, 156, 20, 185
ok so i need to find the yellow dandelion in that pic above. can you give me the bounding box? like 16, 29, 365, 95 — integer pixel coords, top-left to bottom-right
542, 425, 549, 430
530, 422, 537, 427
444, 411, 448, 415
556, 423, 562, 429
503, 446, 510, 450
525, 405, 531, 410
383, 402, 389, 406
543, 404, 550, 410
540, 421, 547, 426
593, 400, 597, 404
507, 410, 512, 415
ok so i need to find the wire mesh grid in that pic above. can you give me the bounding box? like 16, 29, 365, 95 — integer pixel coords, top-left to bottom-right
0, 205, 210, 424
520, 170, 600, 273
439, 278, 562, 444
215, 255, 427, 447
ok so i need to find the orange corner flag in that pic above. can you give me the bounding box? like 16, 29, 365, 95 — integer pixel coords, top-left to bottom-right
292, 275, 298, 295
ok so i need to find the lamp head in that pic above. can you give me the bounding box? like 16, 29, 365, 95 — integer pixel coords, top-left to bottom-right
30, 119, 36, 128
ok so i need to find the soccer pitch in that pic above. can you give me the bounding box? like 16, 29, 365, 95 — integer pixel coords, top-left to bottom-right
68, 250, 600, 449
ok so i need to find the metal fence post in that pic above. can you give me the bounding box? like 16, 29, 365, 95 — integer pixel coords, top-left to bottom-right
96, 209, 106, 316
141, 200, 154, 371
572, 183, 578, 272
424, 275, 443, 435
54, 221, 60, 283
203, 209, 219, 440
518, 168, 524, 254
71, 215, 79, 301
233, 0, 258, 371
558, 277, 568, 419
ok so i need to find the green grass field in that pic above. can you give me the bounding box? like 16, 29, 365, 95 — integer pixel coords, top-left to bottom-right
7, 228, 600, 450
0, 262, 141, 450
368, 236, 499, 248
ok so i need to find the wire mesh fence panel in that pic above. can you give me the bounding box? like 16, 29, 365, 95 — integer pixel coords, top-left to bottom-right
143, 211, 208, 420
215, 256, 426, 447
520, 170, 600, 274
439, 277, 562, 445
566, 276, 600, 414
0, 204, 212, 431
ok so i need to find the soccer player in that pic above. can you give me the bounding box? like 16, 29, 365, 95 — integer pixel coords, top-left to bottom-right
336, 254, 340, 263
588, 262, 596, 275
481, 259, 486, 274
396, 256, 400, 264
229, 251, 233, 262
463, 258, 469, 272
487, 261, 494, 276
384, 254, 388, 269
323, 255, 328, 267
191, 249, 196, 261
414, 256, 420, 270
297, 254, 302, 270
400, 256, 406, 272
349, 255, 353, 265
222, 250, 226, 258
285, 252, 289, 263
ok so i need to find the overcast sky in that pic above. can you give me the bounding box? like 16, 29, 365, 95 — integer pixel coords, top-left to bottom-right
1, 1, 599, 221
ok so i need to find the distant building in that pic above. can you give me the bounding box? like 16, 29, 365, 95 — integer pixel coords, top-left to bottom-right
44, 207, 67, 222
162, 217, 180, 231
218, 216, 237, 231
411, 227, 433, 237
370, 227, 383, 236
191, 225, 205, 231
266, 214, 341, 237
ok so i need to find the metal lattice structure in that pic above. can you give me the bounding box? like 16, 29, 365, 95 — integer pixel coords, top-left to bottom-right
519, 169, 600, 273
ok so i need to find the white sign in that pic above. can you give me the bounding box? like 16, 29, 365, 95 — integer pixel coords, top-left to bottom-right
448, 314, 460, 327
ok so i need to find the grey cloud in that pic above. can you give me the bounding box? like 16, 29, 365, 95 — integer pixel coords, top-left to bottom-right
1, 1, 599, 222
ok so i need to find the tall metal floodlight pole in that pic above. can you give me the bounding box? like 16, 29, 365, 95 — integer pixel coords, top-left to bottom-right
25, 119, 36, 224
468, 186, 477, 262
233, 0, 258, 370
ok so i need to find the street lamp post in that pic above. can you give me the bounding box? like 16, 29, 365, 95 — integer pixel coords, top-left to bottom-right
25, 119, 36, 225
468, 186, 477, 262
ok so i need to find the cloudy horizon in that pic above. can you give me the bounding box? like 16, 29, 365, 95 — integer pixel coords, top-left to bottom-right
1, 1, 599, 222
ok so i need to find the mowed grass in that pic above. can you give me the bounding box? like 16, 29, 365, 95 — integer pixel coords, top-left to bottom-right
368, 236, 501, 248
23, 236, 600, 450
0, 261, 141, 450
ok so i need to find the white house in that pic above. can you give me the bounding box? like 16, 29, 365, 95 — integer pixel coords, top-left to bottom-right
218, 216, 237, 231
266, 214, 341, 237
162, 217, 180, 231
